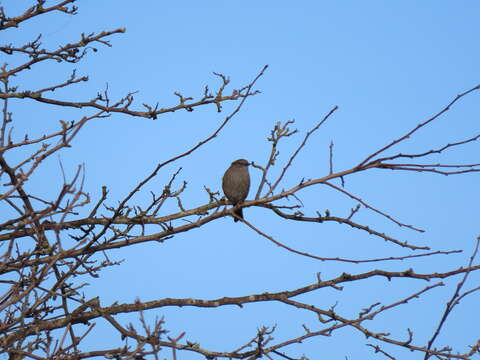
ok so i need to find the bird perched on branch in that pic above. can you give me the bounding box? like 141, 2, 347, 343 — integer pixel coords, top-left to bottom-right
222, 159, 250, 222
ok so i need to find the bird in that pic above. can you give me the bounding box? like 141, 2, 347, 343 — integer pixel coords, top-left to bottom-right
222, 159, 250, 222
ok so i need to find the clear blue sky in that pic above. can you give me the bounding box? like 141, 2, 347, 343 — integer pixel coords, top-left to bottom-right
3, 1, 480, 358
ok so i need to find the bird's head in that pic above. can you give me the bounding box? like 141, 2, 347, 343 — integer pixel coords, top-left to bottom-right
232, 159, 249, 167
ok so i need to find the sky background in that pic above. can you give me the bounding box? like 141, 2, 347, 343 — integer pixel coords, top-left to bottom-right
3, 1, 480, 359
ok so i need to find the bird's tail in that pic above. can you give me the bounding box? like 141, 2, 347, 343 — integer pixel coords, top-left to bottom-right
233, 208, 243, 222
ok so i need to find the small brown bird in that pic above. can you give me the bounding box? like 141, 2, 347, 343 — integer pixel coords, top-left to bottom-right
222, 159, 250, 222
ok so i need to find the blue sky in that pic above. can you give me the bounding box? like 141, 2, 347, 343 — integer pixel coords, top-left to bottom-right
3, 1, 480, 359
